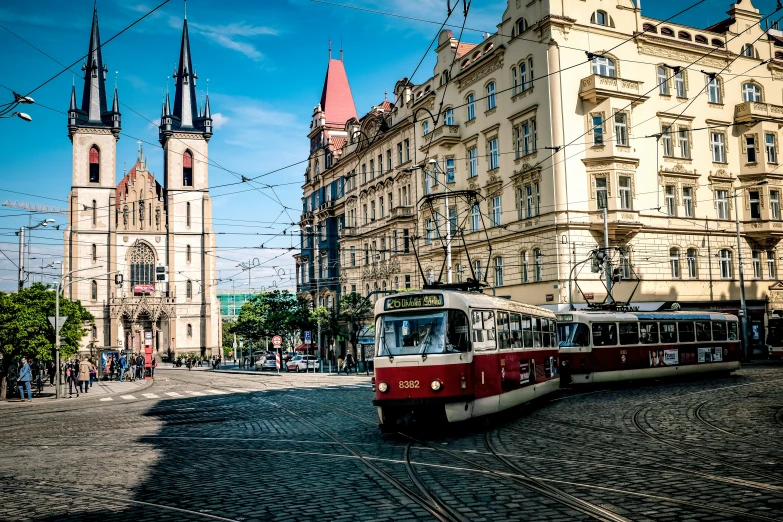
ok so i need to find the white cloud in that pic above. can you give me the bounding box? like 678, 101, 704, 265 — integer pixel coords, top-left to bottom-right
167, 17, 277, 62
211, 112, 229, 130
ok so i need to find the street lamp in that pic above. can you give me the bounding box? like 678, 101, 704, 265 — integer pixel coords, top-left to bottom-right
734, 179, 768, 361
17, 218, 56, 291
1, 91, 34, 121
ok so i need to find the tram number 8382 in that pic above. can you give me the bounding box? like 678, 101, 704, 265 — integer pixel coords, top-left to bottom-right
398, 380, 420, 389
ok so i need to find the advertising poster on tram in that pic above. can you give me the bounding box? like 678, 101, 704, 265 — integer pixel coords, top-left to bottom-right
519, 360, 530, 384
697, 347, 723, 363
648, 349, 679, 367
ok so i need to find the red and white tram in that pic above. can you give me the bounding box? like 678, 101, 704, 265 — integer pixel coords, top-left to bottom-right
557, 311, 741, 384
372, 290, 560, 429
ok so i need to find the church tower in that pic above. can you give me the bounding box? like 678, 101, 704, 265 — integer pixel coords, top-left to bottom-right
159, 11, 218, 356
64, 2, 121, 348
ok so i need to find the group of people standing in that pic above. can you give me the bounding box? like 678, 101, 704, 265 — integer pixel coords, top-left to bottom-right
103, 353, 151, 382
63, 357, 96, 398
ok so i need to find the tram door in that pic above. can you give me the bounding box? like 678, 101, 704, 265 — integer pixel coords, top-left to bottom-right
472, 310, 499, 399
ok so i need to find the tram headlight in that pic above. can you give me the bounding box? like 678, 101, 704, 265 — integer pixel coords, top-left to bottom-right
377, 381, 389, 393
430, 379, 442, 392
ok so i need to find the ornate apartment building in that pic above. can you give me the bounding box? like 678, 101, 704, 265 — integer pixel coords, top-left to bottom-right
63, 5, 220, 358
297, 0, 783, 354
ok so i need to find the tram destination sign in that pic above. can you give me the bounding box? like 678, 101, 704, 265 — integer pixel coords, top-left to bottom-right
384, 294, 444, 311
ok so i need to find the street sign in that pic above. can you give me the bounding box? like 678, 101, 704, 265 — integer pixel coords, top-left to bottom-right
272, 335, 282, 347
48, 316, 68, 335
304, 331, 312, 344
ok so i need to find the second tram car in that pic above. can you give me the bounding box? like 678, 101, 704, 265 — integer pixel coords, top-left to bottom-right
372, 290, 560, 429
557, 311, 741, 384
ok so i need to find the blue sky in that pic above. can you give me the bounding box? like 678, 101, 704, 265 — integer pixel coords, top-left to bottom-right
0, 0, 779, 292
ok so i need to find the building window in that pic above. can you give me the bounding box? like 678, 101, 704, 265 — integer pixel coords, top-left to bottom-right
403, 229, 410, 253
471, 204, 480, 232
719, 249, 733, 279
404, 139, 410, 161
707, 77, 721, 103
768, 251, 777, 278
517, 187, 525, 220
466, 93, 475, 121
350, 246, 356, 267
494, 257, 504, 286
619, 176, 632, 210
591, 56, 615, 77
679, 128, 690, 158
665, 186, 676, 216
397, 143, 403, 165
661, 27, 674, 37
186, 280, 192, 298
592, 10, 613, 26
767, 133, 777, 163
715, 190, 729, 220
670, 248, 681, 279
711, 132, 726, 162
521, 251, 529, 283
687, 248, 698, 279
743, 83, 761, 102
91, 280, 97, 300
746, 135, 757, 163
379, 197, 385, 218
742, 44, 756, 57
525, 185, 534, 217
752, 250, 763, 278
92, 200, 97, 226
535, 183, 541, 216
89, 146, 100, 183
615, 113, 628, 146
511, 65, 519, 94
473, 260, 483, 282
534, 248, 542, 281
186, 244, 191, 262
468, 148, 478, 178
91, 244, 97, 262
491, 196, 501, 227
187, 324, 192, 337
425, 219, 433, 244
405, 275, 411, 289
443, 108, 454, 126
515, 17, 528, 35
750, 190, 761, 220
422, 121, 429, 136
661, 127, 672, 156
683, 187, 693, 217
129, 242, 155, 288
674, 71, 686, 97
657, 66, 668, 95
186, 202, 191, 227
596, 177, 608, 209
592, 115, 603, 145
488, 139, 499, 170
772, 190, 780, 220
424, 171, 431, 196
183, 151, 193, 186
363, 204, 368, 224
427, 269, 434, 285
386, 149, 392, 171
446, 158, 455, 183
449, 207, 457, 230
486, 82, 496, 110
455, 264, 463, 283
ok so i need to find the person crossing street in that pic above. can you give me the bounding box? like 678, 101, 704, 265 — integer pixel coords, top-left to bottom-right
17, 357, 32, 402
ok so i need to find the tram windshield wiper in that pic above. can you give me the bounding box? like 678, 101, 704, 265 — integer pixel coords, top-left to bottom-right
420, 329, 433, 361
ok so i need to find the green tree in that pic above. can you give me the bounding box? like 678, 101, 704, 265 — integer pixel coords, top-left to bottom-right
234, 291, 315, 352
311, 305, 342, 359
339, 292, 373, 359
221, 320, 236, 358
0, 284, 93, 400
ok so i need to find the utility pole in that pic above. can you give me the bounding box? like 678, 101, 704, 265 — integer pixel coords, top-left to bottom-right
17, 227, 24, 291
603, 207, 612, 303
735, 187, 750, 361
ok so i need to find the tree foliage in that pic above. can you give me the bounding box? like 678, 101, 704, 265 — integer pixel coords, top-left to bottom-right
233, 290, 315, 351
339, 292, 374, 351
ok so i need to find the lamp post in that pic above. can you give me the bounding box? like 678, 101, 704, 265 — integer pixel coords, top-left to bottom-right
1, 91, 34, 122
16, 219, 55, 291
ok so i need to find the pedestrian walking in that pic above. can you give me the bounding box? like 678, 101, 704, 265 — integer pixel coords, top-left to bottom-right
150, 358, 157, 378
137, 355, 144, 380
66, 361, 79, 398
48, 361, 55, 386
118, 354, 126, 382
17, 357, 32, 402
78, 357, 91, 394
89, 361, 97, 388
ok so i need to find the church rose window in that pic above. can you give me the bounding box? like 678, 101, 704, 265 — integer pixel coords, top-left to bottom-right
129, 242, 156, 290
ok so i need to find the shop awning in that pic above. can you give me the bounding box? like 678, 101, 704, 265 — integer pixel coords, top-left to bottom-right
295, 343, 318, 352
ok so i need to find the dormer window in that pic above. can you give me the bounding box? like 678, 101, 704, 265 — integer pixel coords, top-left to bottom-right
183, 150, 193, 186
484, 42, 494, 52
695, 35, 708, 44
514, 18, 528, 36
712, 38, 724, 47
591, 10, 614, 27
678, 31, 691, 41
642, 23, 657, 34
742, 44, 757, 58
661, 27, 674, 37
89, 146, 100, 183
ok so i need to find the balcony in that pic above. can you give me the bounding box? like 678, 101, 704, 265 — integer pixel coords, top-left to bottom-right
389, 206, 415, 221
419, 124, 461, 151
299, 211, 314, 224
734, 101, 783, 124
579, 74, 648, 107
315, 200, 335, 217
742, 220, 783, 248
588, 209, 643, 240
338, 227, 354, 239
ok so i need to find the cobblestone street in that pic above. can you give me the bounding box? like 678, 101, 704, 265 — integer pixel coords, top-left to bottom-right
1, 365, 782, 521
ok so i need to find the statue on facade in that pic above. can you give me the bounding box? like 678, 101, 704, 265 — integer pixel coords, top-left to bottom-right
123, 205, 129, 226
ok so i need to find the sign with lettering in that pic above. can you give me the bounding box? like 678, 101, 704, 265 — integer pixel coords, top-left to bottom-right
134, 284, 154, 295
384, 294, 444, 311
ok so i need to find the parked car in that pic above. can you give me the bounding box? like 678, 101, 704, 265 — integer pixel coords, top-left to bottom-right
286, 355, 319, 372
256, 356, 279, 371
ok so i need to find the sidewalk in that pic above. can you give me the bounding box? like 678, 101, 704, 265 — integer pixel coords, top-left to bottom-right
2, 377, 154, 404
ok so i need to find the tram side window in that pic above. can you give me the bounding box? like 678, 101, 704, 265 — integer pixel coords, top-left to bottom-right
484, 312, 496, 341
728, 322, 738, 340
712, 321, 727, 341
619, 323, 639, 345
695, 321, 711, 342
542, 318, 551, 347
678, 321, 695, 343
592, 322, 617, 346
522, 315, 533, 348
510, 313, 523, 348
472, 311, 497, 352
446, 310, 471, 352
497, 312, 511, 349
551, 319, 557, 346
533, 317, 542, 347
472, 311, 484, 343
660, 322, 677, 343
640, 322, 659, 344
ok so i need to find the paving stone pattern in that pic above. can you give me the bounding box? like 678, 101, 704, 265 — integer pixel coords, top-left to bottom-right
0, 366, 781, 521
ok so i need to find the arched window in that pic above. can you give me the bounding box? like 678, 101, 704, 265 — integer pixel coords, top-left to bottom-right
466, 93, 475, 120
719, 249, 733, 279
427, 269, 434, 285
366, 283, 370, 296
183, 150, 193, 186
494, 257, 504, 286
455, 264, 462, 283
92, 199, 97, 226
92, 325, 97, 339
443, 107, 454, 125
315, 160, 320, 177
776, 51, 783, 60
186, 280, 192, 299
91, 243, 97, 262
90, 280, 97, 300
89, 146, 100, 183
515, 18, 528, 36
186, 202, 191, 227
440, 70, 450, 86
707, 76, 722, 104
657, 66, 669, 95
186, 244, 191, 262
486, 82, 496, 110
742, 44, 756, 58
642, 23, 657, 34
473, 260, 483, 282
129, 242, 155, 289
394, 276, 399, 289
187, 324, 192, 337
678, 31, 691, 41
534, 248, 542, 281
591, 56, 616, 77
670, 248, 681, 279
661, 27, 674, 37
591, 10, 613, 27
712, 38, 724, 47
686, 248, 698, 279
484, 43, 493, 53
521, 251, 529, 283
695, 35, 708, 44
743, 82, 762, 102
382, 281, 387, 291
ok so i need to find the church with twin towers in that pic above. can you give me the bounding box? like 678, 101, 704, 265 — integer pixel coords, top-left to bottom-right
63, 3, 220, 360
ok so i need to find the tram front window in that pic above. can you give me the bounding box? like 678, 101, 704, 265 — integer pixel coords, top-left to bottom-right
377, 310, 470, 356
558, 323, 590, 347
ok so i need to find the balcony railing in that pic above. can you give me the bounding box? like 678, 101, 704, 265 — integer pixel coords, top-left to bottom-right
390, 206, 415, 220
579, 74, 648, 106
588, 209, 642, 240
419, 124, 461, 151
734, 101, 783, 124
742, 219, 783, 247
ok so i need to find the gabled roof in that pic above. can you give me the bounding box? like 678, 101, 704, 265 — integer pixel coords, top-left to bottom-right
319, 58, 358, 127
116, 164, 162, 203
455, 42, 478, 58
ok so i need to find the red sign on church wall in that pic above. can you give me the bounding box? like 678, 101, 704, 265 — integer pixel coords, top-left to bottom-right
134, 284, 155, 295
